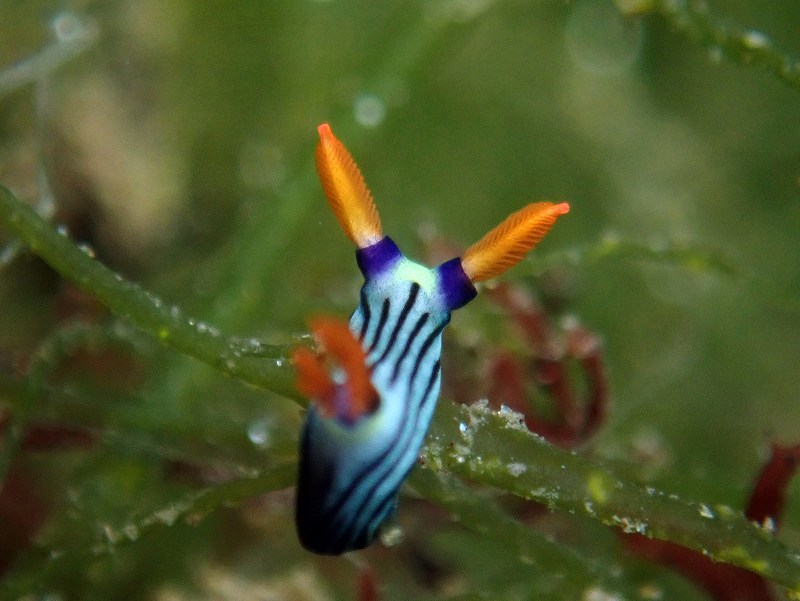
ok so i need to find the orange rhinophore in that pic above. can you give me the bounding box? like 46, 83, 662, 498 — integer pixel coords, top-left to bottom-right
461, 202, 570, 283
315, 124, 383, 248
292, 316, 377, 423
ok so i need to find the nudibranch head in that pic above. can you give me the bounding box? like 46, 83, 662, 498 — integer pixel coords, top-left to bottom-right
294, 123, 569, 555
355, 236, 478, 312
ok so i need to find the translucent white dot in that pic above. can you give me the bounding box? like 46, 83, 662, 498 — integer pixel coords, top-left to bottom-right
708, 45, 724, 64
51, 12, 88, 43
582, 585, 624, 601
565, 0, 643, 77
77, 243, 96, 258
743, 30, 770, 50
247, 419, 271, 448
379, 524, 404, 547
353, 93, 386, 128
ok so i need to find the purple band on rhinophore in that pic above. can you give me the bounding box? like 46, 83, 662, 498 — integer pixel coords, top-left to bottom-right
437, 257, 477, 311
356, 236, 401, 279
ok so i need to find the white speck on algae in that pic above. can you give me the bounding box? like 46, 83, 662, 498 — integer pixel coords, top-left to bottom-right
498, 403, 528, 431
582, 585, 625, 601
122, 524, 140, 541
506, 462, 527, 477
742, 30, 770, 49
612, 514, 648, 535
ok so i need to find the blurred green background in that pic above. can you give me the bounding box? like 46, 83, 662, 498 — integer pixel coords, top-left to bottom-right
0, 1, 799, 599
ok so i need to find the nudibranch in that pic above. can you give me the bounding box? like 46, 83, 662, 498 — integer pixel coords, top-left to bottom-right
293, 124, 569, 555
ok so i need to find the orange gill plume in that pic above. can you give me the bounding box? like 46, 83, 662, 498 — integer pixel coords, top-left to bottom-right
292, 316, 377, 423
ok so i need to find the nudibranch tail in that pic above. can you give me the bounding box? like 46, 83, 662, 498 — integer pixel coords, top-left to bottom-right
316, 124, 383, 248
293, 316, 378, 424
461, 201, 570, 283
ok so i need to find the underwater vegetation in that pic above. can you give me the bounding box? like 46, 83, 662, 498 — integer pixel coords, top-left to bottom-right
0, 2, 799, 600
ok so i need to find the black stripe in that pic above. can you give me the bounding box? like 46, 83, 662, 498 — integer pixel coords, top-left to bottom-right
322, 385, 413, 546
373, 282, 421, 367
324, 312, 445, 551
348, 358, 442, 548
408, 319, 448, 386
323, 381, 413, 550
351, 489, 396, 552
368, 298, 390, 353
357, 288, 371, 342
417, 359, 442, 426
341, 353, 442, 548
424, 360, 441, 404
324, 319, 440, 545
390, 312, 429, 385
355, 326, 443, 515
